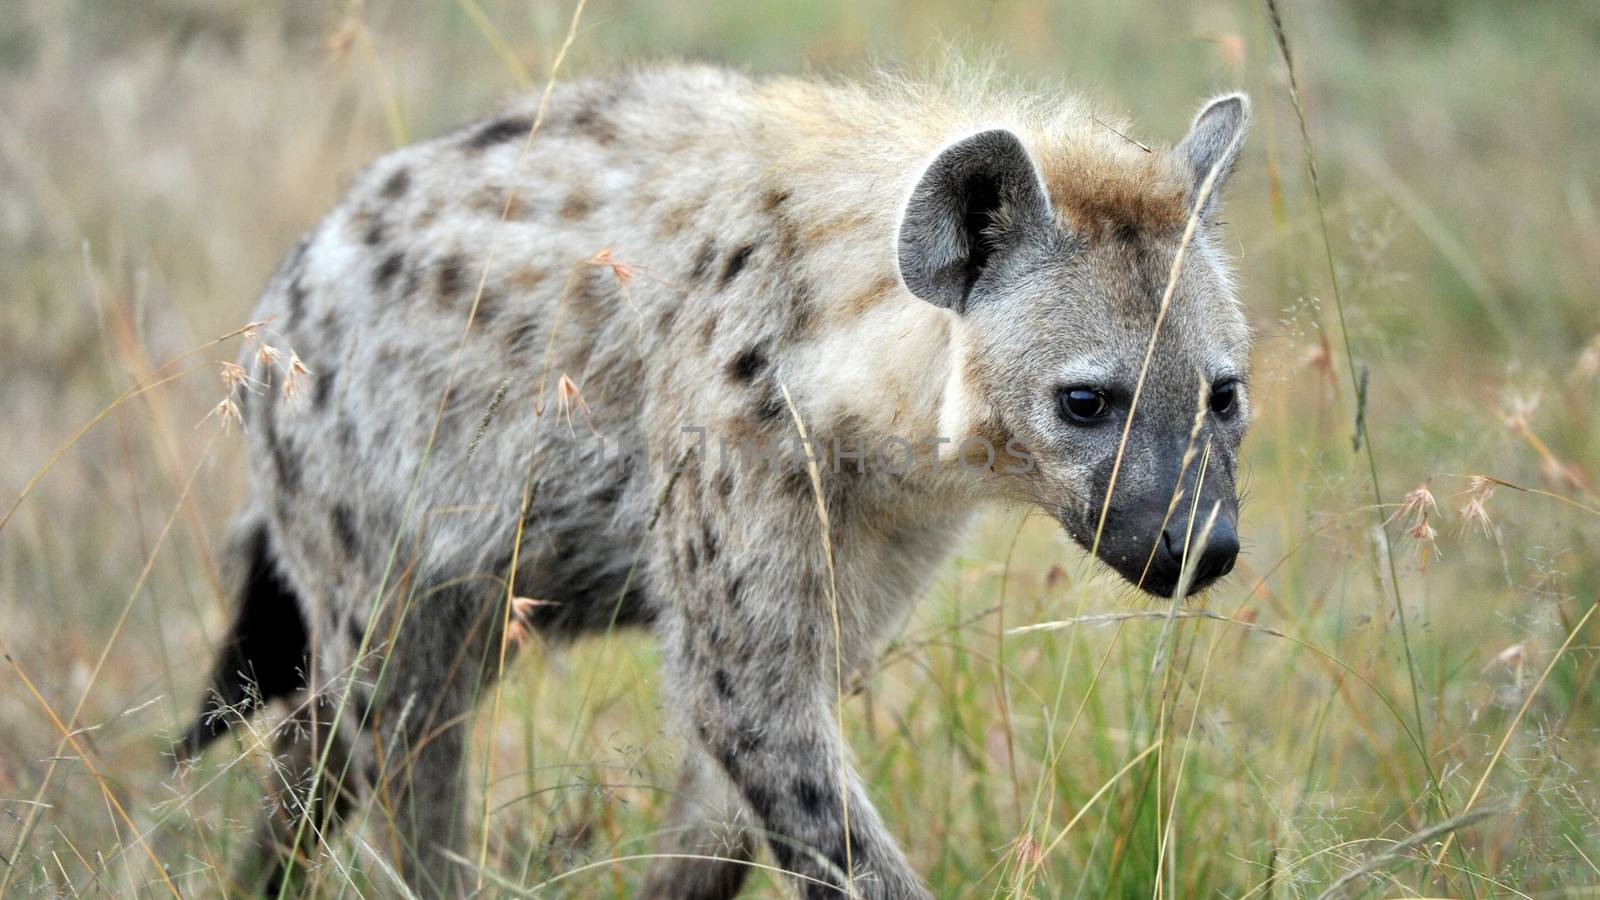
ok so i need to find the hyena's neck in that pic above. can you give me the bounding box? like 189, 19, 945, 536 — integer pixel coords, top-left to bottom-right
743, 85, 994, 485
784, 287, 965, 439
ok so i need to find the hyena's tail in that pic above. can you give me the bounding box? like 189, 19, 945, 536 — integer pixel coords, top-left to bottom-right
179, 515, 310, 760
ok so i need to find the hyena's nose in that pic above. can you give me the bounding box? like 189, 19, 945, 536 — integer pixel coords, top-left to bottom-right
1157, 517, 1240, 591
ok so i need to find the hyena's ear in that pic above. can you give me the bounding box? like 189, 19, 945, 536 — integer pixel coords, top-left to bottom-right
1176, 93, 1250, 218
897, 128, 1052, 313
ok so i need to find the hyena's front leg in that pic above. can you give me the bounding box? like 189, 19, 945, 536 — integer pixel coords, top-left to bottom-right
655, 536, 932, 899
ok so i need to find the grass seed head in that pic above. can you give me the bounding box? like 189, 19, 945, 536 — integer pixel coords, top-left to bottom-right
590, 246, 634, 285
507, 596, 557, 647
255, 342, 283, 371
555, 372, 595, 436
219, 360, 260, 394
198, 396, 243, 434
1457, 476, 1496, 538
280, 352, 313, 405
1389, 481, 1437, 528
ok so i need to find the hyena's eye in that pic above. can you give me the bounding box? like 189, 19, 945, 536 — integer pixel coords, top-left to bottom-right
1058, 387, 1112, 423
1210, 380, 1240, 417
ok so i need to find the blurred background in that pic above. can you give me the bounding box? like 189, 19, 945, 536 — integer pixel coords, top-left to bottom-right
1, 0, 1597, 895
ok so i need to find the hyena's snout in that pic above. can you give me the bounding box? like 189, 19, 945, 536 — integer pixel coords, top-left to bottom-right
1107, 500, 1239, 598
1152, 509, 1239, 594
1082, 460, 1242, 598
1140, 460, 1241, 596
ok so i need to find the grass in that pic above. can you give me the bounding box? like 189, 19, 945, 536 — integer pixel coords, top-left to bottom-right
2, 0, 1598, 896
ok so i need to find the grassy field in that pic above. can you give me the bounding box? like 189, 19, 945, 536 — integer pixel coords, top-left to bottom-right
2, 0, 1598, 896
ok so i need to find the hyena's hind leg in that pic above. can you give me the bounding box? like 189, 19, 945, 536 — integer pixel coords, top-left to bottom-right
242, 694, 367, 896
178, 517, 363, 893
640, 749, 758, 899
359, 582, 507, 898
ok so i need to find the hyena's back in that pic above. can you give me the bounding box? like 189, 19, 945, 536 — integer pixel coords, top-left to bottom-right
240, 66, 788, 643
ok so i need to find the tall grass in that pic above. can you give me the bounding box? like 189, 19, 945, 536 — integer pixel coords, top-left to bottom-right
1, 0, 1597, 896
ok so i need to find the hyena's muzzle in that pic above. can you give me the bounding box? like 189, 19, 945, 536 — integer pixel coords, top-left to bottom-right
1068, 433, 1241, 598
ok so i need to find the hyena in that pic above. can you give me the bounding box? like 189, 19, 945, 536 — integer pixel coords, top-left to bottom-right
183, 65, 1250, 898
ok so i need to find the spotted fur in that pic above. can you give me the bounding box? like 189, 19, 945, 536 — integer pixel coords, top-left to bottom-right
187, 64, 1251, 899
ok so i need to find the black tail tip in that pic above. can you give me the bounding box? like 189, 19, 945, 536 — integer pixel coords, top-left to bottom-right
179, 522, 310, 765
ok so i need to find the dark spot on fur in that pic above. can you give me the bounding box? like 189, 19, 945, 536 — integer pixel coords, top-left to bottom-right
559, 189, 595, 220
771, 211, 802, 263
792, 778, 828, 816
469, 184, 534, 220
317, 308, 345, 352
508, 266, 547, 292
402, 265, 423, 302
762, 188, 791, 212
313, 366, 336, 411
466, 116, 532, 151
713, 668, 734, 700
286, 235, 310, 270
380, 167, 411, 199
268, 419, 300, 494
564, 270, 615, 349
783, 282, 817, 341
768, 841, 800, 873
510, 192, 540, 219
374, 251, 404, 291
714, 470, 734, 501
831, 829, 871, 872
698, 315, 718, 349
436, 253, 465, 303
684, 538, 699, 573
331, 503, 359, 558
415, 199, 441, 230
281, 237, 311, 319
471, 288, 503, 326
689, 240, 717, 282
654, 305, 677, 337
656, 198, 699, 238
701, 522, 719, 564
571, 101, 618, 146
780, 468, 812, 501
726, 343, 768, 382
718, 244, 755, 288
504, 315, 541, 358
842, 275, 899, 319
592, 479, 623, 507
344, 613, 366, 644
716, 742, 742, 780
286, 279, 307, 321
753, 389, 784, 424
363, 218, 385, 247
742, 780, 774, 820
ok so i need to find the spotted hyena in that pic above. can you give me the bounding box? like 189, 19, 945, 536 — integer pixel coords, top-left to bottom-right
183, 65, 1251, 898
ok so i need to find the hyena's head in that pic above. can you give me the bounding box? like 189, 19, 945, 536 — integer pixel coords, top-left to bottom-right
897, 95, 1251, 597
